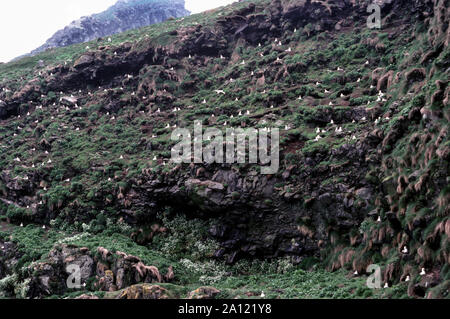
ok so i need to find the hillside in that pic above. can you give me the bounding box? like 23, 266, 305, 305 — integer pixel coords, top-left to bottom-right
26, 0, 190, 57
0, 0, 449, 299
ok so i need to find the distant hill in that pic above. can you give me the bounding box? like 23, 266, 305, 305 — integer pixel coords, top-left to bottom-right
26, 0, 190, 57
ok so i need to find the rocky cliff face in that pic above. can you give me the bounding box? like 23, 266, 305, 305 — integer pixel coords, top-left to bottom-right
29, 0, 190, 56
0, 0, 449, 299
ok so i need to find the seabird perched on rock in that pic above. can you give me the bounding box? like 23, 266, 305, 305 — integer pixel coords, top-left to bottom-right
402, 246, 408, 254
420, 268, 426, 276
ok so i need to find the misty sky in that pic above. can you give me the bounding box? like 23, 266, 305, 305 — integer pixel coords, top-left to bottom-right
0, 0, 237, 63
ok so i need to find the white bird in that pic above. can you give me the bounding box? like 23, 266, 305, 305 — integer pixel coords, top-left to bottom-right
258, 43, 261, 47
215, 90, 225, 94
246, 110, 250, 115
325, 89, 330, 94
235, 98, 239, 101
220, 55, 224, 59
361, 117, 366, 121
384, 283, 389, 288
241, 60, 245, 65
337, 67, 344, 71
370, 85, 375, 89
285, 47, 292, 52
357, 78, 361, 83
298, 96, 302, 100
153, 156, 157, 161
42, 225, 46, 229
330, 120, 334, 125
15, 157, 21, 162
314, 135, 322, 142
420, 268, 426, 276
405, 276, 410, 282
20, 223, 24, 227
377, 216, 381, 222
108, 37, 112, 42
340, 93, 345, 98
316, 82, 321, 86
202, 99, 207, 104
261, 291, 265, 298
402, 246, 408, 254
329, 102, 333, 106
86, 46, 90, 50
354, 270, 358, 275
316, 128, 320, 133
365, 60, 370, 65
120, 155, 124, 160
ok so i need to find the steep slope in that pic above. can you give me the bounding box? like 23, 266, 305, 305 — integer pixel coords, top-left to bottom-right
0, 0, 449, 299
28, 0, 190, 57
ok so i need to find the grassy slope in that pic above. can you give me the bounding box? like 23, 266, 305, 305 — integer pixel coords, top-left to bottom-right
0, 0, 448, 299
